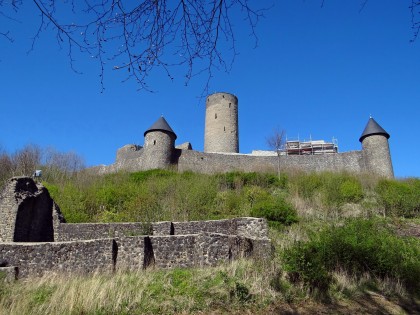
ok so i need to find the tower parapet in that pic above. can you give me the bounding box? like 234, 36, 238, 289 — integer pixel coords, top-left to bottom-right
204, 92, 239, 153
359, 117, 393, 178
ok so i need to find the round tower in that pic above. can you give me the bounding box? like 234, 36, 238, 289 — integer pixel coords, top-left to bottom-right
359, 117, 393, 178
143, 116, 177, 170
204, 92, 239, 153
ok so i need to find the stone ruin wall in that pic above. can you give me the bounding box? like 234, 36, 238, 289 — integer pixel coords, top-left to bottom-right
55, 217, 268, 241
0, 177, 271, 279
0, 220, 271, 278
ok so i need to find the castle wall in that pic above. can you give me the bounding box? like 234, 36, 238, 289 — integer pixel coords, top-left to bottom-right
116, 144, 143, 163
176, 150, 364, 174
204, 93, 239, 153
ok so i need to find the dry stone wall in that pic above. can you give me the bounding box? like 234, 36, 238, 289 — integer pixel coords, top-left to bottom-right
0, 178, 271, 278
57, 222, 151, 241
0, 239, 116, 277
0, 232, 270, 278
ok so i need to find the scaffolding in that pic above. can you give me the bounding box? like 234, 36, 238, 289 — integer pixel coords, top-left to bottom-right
284, 137, 338, 155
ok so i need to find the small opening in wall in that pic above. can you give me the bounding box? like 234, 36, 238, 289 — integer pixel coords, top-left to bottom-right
229, 103, 231, 108
215, 113, 217, 119
222, 95, 225, 98
153, 140, 156, 145
224, 126, 226, 132
200, 157, 204, 160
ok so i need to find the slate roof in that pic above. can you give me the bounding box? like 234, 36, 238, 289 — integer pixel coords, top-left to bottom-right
144, 116, 177, 139
359, 117, 390, 142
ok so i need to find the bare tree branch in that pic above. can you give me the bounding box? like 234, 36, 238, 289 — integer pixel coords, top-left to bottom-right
0, 0, 265, 92
266, 127, 286, 179
410, 0, 420, 42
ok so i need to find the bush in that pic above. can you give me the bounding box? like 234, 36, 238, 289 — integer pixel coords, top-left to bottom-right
282, 219, 420, 294
289, 172, 365, 209
217, 171, 287, 190
250, 196, 298, 226
129, 169, 176, 182
376, 178, 420, 218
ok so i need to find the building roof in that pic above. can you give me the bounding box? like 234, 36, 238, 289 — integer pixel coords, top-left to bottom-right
144, 116, 177, 139
359, 117, 390, 142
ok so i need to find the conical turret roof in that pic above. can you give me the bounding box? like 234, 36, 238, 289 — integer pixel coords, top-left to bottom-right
359, 117, 390, 142
144, 116, 177, 139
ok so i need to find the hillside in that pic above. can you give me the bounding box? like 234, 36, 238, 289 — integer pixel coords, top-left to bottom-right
1, 169, 419, 314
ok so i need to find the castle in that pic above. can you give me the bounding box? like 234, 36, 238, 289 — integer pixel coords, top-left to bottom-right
98, 92, 394, 178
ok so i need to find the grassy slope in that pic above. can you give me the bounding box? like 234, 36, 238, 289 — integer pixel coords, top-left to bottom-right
1, 170, 419, 314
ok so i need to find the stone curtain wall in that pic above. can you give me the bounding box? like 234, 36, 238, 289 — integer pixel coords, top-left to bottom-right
98, 146, 365, 176
176, 150, 364, 174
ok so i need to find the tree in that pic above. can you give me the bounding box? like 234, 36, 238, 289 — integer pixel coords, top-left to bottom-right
0, 1, 265, 92
266, 127, 286, 179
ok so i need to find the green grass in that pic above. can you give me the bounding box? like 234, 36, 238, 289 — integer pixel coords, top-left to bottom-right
0, 260, 275, 315
2, 169, 420, 313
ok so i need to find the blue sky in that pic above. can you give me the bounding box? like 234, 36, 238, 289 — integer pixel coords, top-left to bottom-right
1, 1, 419, 178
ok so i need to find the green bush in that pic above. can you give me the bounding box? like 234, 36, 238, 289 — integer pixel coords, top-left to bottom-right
289, 172, 364, 208
376, 178, 420, 218
250, 196, 298, 226
339, 178, 364, 203
282, 219, 420, 294
129, 169, 176, 183
217, 171, 287, 190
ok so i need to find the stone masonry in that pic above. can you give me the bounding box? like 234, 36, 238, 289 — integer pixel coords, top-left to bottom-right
97, 93, 394, 178
0, 177, 271, 278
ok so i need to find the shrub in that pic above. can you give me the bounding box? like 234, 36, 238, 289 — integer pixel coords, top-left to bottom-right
217, 171, 287, 190
289, 172, 365, 209
129, 169, 176, 183
339, 178, 364, 203
250, 196, 298, 226
376, 178, 420, 218
282, 219, 420, 294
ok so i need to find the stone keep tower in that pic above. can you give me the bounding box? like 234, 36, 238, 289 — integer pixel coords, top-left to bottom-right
143, 116, 177, 170
204, 92, 239, 153
359, 117, 394, 178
